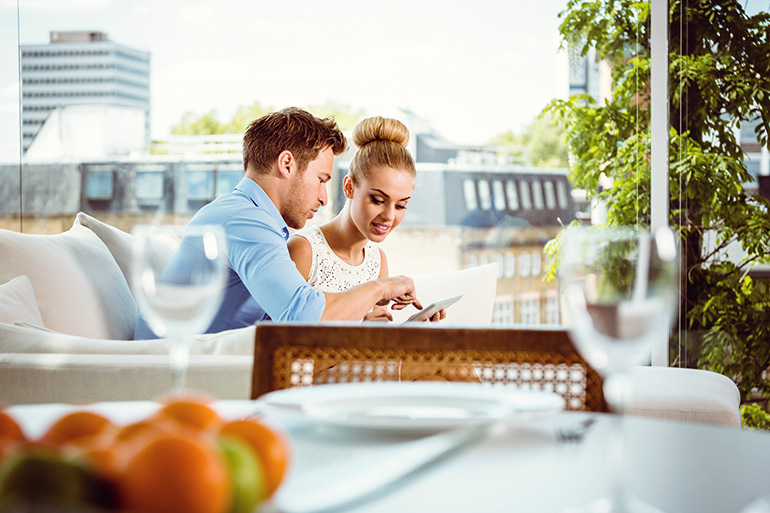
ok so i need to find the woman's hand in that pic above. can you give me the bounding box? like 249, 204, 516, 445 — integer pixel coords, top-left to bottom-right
363, 308, 393, 322
426, 308, 446, 322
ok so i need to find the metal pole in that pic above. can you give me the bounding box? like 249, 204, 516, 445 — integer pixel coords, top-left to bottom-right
650, 0, 670, 366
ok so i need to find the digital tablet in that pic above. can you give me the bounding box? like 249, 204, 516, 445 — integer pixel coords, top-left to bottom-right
403, 294, 463, 323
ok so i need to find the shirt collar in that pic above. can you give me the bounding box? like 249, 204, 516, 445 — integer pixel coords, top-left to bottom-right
234, 176, 290, 240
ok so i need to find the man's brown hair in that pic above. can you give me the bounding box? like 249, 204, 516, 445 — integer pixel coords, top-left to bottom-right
243, 107, 347, 174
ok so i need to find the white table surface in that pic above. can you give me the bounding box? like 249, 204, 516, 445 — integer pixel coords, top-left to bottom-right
7, 400, 770, 513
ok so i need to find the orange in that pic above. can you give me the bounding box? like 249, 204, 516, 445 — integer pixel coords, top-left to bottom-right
0, 411, 26, 443
114, 418, 175, 444
40, 411, 113, 446
153, 396, 223, 432
219, 419, 290, 498
118, 431, 230, 513
67, 433, 126, 481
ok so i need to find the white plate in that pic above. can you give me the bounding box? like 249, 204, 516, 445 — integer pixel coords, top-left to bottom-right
259, 382, 564, 432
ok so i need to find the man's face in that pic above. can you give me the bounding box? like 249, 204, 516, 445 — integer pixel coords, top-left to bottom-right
282, 146, 333, 229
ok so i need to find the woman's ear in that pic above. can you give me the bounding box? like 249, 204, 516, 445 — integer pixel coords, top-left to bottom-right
343, 175, 355, 199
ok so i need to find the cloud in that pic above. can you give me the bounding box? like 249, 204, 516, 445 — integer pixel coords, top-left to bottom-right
0, 0, 112, 11
0, 80, 19, 101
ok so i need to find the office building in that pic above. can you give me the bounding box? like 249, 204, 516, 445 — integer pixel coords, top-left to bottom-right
20, 31, 150, 153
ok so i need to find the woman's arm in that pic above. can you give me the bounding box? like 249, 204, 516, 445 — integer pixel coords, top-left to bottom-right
287, 235, 312, 281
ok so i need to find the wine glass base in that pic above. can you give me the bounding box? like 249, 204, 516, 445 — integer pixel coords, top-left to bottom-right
565, 494, 666, 513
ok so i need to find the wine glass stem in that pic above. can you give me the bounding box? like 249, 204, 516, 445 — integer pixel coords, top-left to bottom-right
169, 337, 190, 394
604, 372, 634, 509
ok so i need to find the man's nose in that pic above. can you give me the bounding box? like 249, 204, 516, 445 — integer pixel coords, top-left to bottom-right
319, 184, 327, 206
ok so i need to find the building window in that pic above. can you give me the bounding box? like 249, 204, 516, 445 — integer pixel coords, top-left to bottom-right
216, 171, 242, 197
468, 255, 478, 268
556, 180, 569, 209
492, 180, 506, 211
543, 181, 557, 209
506, 180, 520, 210
493, 297, 515, 325
187, 171, 214, 201
519, 180, 532, 210
493, 253, 504, 278
136, 171, 164, 200
520, 297, 541, 324
532, 180, 544, 209
479, 253, 489, 266
519, 252, 531, 277
478, 179, 492, 210
530, 251, 541, 276
545, 296, 560, 325
463, 179, 478, 211
85, 171, 113, 200
504, 252, 515, 278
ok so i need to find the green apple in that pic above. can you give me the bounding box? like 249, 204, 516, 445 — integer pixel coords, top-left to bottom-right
218, 435, 266, 513
0, 448, 116, 509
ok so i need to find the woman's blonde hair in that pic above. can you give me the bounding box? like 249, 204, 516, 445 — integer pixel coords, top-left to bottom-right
348, 116, 416, 185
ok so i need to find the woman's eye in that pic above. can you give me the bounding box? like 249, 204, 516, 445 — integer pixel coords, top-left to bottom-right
371, 197, 384, 205
396, 204, 407, 210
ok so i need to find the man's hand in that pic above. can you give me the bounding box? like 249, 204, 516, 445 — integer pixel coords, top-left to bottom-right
377, 275, 423, 311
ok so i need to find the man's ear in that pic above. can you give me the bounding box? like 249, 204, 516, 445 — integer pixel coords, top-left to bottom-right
277, 150, 295, 178
343, 175, 355, 199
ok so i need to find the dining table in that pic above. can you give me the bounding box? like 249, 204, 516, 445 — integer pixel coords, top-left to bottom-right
6, 393, 770, 513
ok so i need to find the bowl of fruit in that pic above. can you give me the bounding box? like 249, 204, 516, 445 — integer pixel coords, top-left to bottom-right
0, 396, 290, 513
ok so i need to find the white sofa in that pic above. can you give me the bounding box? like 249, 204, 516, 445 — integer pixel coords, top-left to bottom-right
0, 215, 500, 405
0, 213, 257, 404
0, 214, 742, 428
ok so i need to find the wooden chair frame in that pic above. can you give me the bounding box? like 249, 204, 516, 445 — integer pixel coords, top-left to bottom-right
251, 323, 607, 412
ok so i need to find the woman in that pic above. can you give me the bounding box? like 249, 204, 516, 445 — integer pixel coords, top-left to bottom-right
288, 116, 443, 322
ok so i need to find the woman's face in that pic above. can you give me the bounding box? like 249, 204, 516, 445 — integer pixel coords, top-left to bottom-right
345, 167, 415, 243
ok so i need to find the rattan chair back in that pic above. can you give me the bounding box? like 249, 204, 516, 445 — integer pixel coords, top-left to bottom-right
251, 323, 607, 412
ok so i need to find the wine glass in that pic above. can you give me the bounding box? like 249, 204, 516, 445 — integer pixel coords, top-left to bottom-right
558, 225, 678, 513
132, 224, 228, 394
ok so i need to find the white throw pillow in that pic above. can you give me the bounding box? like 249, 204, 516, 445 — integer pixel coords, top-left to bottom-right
0, 276, 45, 328
0, 223, 137, 340
391, 263, 499, 325
74, 212, 135, 286
0, 322, 256, 356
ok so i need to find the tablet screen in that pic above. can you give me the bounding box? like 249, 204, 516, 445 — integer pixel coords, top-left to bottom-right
404, 294, 463, 323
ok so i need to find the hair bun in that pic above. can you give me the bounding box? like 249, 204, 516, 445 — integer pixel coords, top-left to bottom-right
352, 116, 409, 148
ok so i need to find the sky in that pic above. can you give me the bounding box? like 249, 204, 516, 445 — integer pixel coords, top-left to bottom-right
0, 0, 571, 159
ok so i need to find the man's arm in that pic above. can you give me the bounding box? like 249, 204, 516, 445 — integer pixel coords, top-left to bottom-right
321, 275, 422, 321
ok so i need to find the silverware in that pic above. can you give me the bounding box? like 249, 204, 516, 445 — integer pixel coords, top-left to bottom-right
556, 417, 597, 443
272, 423, 490, 513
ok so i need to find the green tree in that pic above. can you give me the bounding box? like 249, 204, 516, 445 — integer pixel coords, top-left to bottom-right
169, 101, 364, 135
304, 101, 365, 131
545, 0, 770, 400
221, 101, 273, 134
169, 109, 223, 135
524, 114, 570, 168
488, 113, 569, 167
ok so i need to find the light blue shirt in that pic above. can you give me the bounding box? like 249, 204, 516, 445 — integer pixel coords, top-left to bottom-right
135, 177, 326, 339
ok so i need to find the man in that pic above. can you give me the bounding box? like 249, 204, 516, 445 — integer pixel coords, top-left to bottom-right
136, 107, 421, 338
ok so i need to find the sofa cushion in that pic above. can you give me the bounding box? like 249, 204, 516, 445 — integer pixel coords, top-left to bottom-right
627, 366, 742, 427
0, 353, 253, 404
74, 212, 135, 286
0, 223, 137, 340
0, 322, 256, 356
0, 276, 44, 328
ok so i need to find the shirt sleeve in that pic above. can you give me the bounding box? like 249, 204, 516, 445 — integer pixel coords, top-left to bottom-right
222, 209, 326, 322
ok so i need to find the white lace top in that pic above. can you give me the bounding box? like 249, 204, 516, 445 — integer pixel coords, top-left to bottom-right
294, 225, 381, 292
